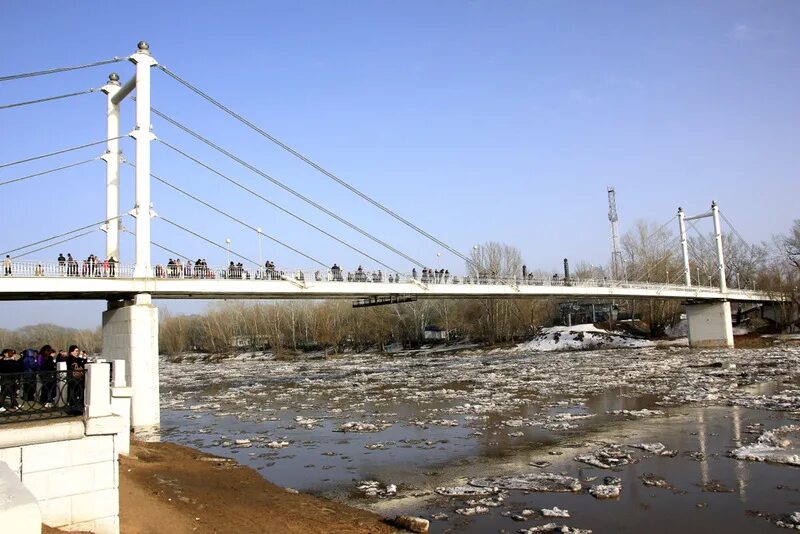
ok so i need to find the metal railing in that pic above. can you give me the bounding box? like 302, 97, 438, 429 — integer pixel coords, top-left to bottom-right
0, 369, 86, 423
1, 259, 766, 296
3, 259, 134, 278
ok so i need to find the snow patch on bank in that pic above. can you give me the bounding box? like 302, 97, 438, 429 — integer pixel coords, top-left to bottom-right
509, 325, 655, 353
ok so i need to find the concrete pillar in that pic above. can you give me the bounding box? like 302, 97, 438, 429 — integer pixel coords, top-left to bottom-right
85, 364, 112, 418
686, 300, 734, 348
101, 294, 159, 433
101, 73, 121, 263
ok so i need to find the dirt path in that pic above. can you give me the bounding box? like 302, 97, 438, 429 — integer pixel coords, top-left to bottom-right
118, 440, 399, 534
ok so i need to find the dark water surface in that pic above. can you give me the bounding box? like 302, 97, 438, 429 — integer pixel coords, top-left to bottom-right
158, 346, 800, 532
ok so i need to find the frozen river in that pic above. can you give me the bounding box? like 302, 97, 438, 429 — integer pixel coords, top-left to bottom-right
158, 344, 800, 532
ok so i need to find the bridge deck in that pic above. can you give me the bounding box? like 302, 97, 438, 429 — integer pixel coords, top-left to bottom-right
0, 271, 779, 302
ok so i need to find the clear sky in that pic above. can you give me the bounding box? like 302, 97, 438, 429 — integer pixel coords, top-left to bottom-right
1, 1, 798, 329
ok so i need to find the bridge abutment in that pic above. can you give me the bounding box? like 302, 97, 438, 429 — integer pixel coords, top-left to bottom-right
685, 300, 734, 348
101, 294, 160, 433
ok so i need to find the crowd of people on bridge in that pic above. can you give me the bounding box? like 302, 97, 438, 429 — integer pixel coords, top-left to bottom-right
0, 344, 89, 414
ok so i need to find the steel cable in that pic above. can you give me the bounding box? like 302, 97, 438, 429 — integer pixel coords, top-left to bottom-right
0, 57, 123, 82
0, 88, 99, 110
156, 139, 400, 273
151, 107, 427, 269
0, 216, 123, 257
157, 65, 476, 268
0, 158, 99, 187
11, 230, 97, 260
145, 168, 328, 269
157, 216, 262, 268
0, 137, 125, 170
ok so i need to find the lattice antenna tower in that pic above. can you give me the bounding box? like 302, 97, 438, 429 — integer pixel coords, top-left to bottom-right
607, 186, 624, 280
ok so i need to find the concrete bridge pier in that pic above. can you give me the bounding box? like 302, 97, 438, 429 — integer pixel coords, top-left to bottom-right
685, 300, 734, 348
101, 293, 160, 434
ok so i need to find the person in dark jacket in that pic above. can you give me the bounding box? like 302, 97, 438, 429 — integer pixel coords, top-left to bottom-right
38, 345, 57, 407
20, 348, 39, 404
0, 349, 21, 411
65, 345, 84, 413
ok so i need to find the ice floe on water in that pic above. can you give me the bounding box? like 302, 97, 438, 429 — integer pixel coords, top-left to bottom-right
157, 342, 800, 532
469, 473, 582, 492
510, 324, 655, 352
731, 424, 800, 466
518, 523, 592, 533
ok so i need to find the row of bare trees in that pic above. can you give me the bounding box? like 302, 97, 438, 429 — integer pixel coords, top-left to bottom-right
0, 323, 102, 353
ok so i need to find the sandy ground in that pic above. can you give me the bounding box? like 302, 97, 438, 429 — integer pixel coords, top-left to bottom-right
116, 440, 399, 534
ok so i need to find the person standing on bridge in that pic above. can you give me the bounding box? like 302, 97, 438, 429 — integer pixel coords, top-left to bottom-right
3, 255, 11, 276
57, 253, 66, 276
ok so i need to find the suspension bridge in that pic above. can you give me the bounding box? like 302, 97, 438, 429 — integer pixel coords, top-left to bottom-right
0, 42, 787, 431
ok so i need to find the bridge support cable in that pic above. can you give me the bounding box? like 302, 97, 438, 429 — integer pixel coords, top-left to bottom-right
150, 107, 427, 269
0, 137, 126, 170
156, 139, 400, 273
10, 230, 97, 260
0, 216, 125, 258
144, 168, 329, 269
0, 88, 100, 111
630, 235, 682, 283
0, 57, 124, 83
156, 216, 263, 268
121, 224, 193, 263
157, 65, 478, 269
719, 211, 749, 248
0, 158, 99, 188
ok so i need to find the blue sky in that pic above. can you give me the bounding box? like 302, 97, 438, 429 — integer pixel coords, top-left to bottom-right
1, 1, 798, 328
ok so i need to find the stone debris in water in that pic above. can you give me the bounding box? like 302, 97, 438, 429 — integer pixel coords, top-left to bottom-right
574, 446, 634, 469
455, 506, 490, 516
530, 461, 552, 468
435, 486, 499, 497
431, 513, 449, 521
519, 523, 592, 533
357, 480, 397, 498
541, 507, 570, 518
640, 473, 670, 488
338, 421, 392, 433
233, 438, 251, 446
730, 425, 800, 466
589, 484, 620, 499
293, 416, 318, 428
466, 495, 506, 508
628, 442, 677, 457
605, 408, 664, 417
266, 440, 290, 449
470, 473, 582, 492
392, 515, 430, 533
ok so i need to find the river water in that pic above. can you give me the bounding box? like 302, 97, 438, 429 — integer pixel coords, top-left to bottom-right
157, 344, 800, 532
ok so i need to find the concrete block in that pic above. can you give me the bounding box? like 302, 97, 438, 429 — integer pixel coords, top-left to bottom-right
0, 420, 84, 450
686, 300, 734, 348
0, 446, 22, 477
23, 461, 115, 500
38, 496, 71, 528
71, 488, 118, 523
0, 461, 41, 534
22, 440, 72, 473
85, 415, 124, 436
70, 435, 115, 466
68, 515, 119, 534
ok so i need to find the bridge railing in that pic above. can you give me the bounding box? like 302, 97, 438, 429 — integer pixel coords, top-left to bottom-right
4, 260, 135, 278
2, 259, 761, 295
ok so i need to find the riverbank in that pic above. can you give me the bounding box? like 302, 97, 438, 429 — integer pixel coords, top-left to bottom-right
117, 440, 398, 534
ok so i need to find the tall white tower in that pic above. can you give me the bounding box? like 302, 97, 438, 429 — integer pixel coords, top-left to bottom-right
607, 187, 624, 280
